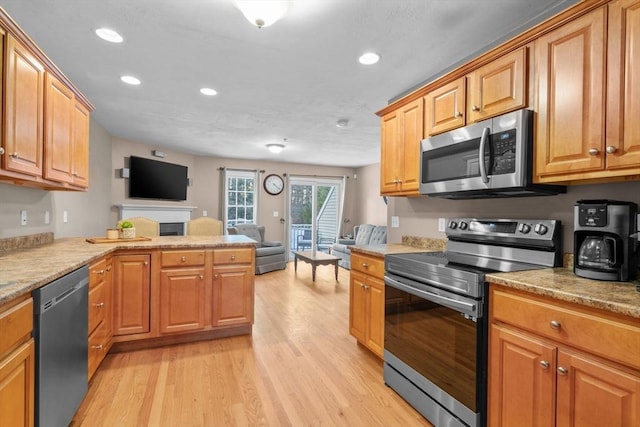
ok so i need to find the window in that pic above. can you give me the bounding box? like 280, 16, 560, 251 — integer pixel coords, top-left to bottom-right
223, 170, 258, 228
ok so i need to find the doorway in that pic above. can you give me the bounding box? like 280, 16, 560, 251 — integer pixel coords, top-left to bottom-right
287, 176, 344, 258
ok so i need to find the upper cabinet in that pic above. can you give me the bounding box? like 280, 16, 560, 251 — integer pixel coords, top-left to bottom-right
0, 10, 93, 190
380, 98, 423, 196
535, 0, 640, 183
425, 47, 527, 136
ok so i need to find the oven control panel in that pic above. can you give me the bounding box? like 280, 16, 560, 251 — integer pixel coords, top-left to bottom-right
446, 218, 560, 241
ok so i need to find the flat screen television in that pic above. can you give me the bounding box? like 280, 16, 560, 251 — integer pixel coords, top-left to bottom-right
128, 156, 188, 201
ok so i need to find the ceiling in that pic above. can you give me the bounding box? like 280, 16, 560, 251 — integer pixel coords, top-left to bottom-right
2, 0, 577, 168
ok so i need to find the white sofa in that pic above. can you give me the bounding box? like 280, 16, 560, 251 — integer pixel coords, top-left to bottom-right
331, 224, 387, 269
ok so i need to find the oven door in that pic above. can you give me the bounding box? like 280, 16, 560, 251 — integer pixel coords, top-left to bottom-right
384, 273, 487, 427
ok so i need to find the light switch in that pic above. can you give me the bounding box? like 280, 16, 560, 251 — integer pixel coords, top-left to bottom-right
391, 216, 399, 228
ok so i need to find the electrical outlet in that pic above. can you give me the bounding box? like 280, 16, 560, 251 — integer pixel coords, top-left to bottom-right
391, 216, 400, 228
438, 218, 446, 232
63, 211, 68, 223
202, 210, 208, 217
44, 210, 50, 225
273, 211, 279, 217
20, 210, 27, 226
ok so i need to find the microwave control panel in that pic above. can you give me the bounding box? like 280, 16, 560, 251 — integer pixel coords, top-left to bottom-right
490, 129, 517, 175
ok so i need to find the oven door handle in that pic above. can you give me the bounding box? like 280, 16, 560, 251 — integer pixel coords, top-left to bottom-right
478, 126, 490, 184
384, 276, 478, 316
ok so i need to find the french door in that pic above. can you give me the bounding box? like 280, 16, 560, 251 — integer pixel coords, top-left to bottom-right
287, 177, 344, 258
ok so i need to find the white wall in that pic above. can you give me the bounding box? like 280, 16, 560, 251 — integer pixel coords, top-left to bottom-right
353, 163, 387, 230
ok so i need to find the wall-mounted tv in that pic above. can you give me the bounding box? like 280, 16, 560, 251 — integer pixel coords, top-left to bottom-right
128, 156, 188, 201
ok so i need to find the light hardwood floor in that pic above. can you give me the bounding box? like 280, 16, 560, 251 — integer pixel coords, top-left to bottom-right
72, 262, 433, 426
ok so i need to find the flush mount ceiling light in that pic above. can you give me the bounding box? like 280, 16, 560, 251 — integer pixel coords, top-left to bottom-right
266, 143, 285, 153
120, 75, 141, 85
234, 0, 293, 28
95, 27, 123, 43
200, 87, 218, 96
336, 119, 349, 128
358, 52, 380, 65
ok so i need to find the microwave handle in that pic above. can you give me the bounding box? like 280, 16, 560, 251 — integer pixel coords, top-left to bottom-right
478, 127, 490, 183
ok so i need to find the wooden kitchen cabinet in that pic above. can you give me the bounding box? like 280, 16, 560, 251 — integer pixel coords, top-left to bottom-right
159, 250, 207, 334
212, 248, 254, 327
424, 47, 527, 136
488, 285, 640, 426
0, 10, 92, 190
0, 295, 35, 427
113, 253, 151, 337
380, 98, 422, 196
2, 33, 44, 178
349, 251, 385, 358
535, 1, 640, 183
88, 257, 113, 380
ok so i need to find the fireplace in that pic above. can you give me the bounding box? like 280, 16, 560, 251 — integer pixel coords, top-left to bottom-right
116, 204, 197, 236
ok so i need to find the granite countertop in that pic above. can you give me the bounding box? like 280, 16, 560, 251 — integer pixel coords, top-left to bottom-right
0, 235, 256, 305
487, 268, 640, 319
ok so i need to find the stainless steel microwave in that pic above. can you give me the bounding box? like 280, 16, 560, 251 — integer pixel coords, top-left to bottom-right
419, 108, 565, 199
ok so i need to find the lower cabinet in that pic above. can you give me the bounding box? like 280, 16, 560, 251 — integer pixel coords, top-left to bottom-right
0, 296, 35, 427
212, 248, 255, 327
349, 251, 385, 358
113, 253, 151, 337
88, 256, 113, 380
488, 284, 640, 426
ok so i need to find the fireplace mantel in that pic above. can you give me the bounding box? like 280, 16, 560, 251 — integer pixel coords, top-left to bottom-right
116, 204, 197, 223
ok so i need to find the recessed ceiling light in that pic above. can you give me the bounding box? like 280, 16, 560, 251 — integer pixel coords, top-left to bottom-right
95, 28, 123, 43
336, 119, 349, 128
200, 88, 218, 96
358, 52, 380, 65
120, 75, 141, 85
266, 143, 285, 154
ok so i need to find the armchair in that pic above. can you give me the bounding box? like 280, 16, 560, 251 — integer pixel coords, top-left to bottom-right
227, 224, 287, 274
331, 224, 387, 269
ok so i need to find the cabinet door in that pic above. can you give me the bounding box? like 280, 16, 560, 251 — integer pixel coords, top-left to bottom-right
365, 276, 384, 358
113, 254, 151, 336
71, 100, 90, 187
380, 111, 402, 194
424, 77, 465, 136
534, 7, 606, 181
212, 264, 254, 327
349, 271, 368, 343
467, 47, 527, 123
556, 350, 640, 427
399, 99, 423, 194
0, 340, 34, 427
489, 324, 556, 427
159, 268, 206, 334
44, 72, 74, 184
3, 34, 44, 177
606, 0, 640, 171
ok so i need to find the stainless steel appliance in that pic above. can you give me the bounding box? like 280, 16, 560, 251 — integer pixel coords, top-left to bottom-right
384, 218, 562, 427
574, 200, 638, 281
420, 109, 565, 199
33, 266, 89, 427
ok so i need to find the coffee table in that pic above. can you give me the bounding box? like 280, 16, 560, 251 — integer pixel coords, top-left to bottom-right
292, 250, 340, 282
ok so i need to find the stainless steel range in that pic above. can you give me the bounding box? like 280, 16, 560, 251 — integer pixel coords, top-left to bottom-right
384, 218, 563, 427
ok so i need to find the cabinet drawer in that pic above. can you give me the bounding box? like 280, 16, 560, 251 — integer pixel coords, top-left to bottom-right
89, 258, 107, 289
491, 287, 640, 369
213, 248, 253, 265
351, 252, 384, 279
0, 297, 33, 358
88, 320, 111, 379
161, 250, 206, 267
88, 280, 105, 334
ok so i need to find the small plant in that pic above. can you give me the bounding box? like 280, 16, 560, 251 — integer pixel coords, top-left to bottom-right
118, 220, 134, 229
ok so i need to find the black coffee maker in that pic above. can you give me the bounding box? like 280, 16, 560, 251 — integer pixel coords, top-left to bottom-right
574, 200, 638, 281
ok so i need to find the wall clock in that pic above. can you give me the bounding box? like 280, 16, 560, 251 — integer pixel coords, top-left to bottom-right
263, 174, 284, 195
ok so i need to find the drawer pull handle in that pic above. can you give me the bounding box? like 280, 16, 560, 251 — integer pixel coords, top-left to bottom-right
557, 367, 568, 376
362, 263, 368, 268
539, 360, 550, 369
91, 344, 104, 351
550, 320, 561, 330
93, 302, 105, 308
231, 255, 236, 260
181, 256, 187, 262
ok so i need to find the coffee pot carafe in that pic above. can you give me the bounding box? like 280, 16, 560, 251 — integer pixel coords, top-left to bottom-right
574, 200, 638, 281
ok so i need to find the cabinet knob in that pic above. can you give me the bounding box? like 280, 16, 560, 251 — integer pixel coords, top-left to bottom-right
72, 172, 79, 177
455, 111, 463, 118
364, 285, 370, 290
362, 263, 368, 269
199, 275, 204, 280
181, 256, 186, 262
588, 148, 600, 156
106, 266, 112, 272
91, 344, 104, 351
231, 255, 236, 260
550, 320, 561, 330
10, 152, 19, 159
98, 269, 105, 275
606, 145, 618, 154
471, 105, 480, 112
93, 302, 105, 308
539, 360, 550, 369
0, 147, 4, 155
144, 261, 149, 266
213, 273, 219, 279
557, 367, 569, 376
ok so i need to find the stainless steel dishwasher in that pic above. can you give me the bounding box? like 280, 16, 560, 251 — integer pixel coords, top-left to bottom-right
33, 265, 89, 427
